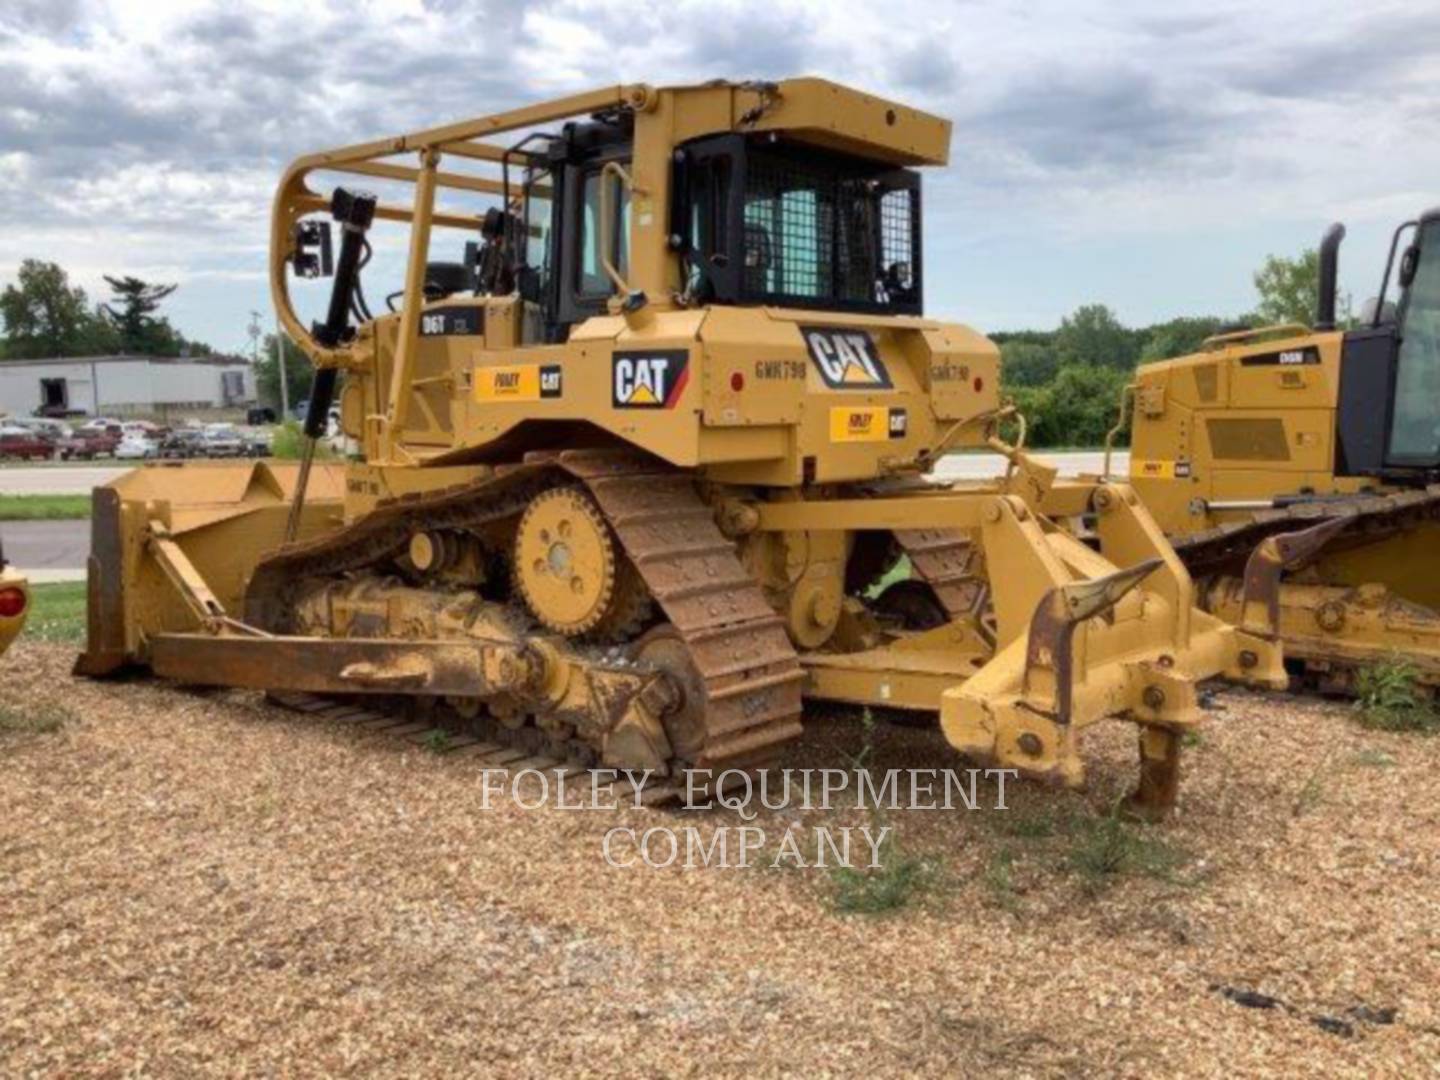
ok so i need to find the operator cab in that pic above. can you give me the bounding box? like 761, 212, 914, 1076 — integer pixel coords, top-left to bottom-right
510, 116, 924, 343
1335, 208, 1440, 478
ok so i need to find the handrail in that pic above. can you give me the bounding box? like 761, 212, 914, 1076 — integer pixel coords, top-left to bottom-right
598, 161, 635, 297
1201, 323, 1311, 349
1102, 382, 1135, 478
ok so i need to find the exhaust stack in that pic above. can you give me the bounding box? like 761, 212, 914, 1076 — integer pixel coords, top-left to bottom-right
1315, 222, 1345, 330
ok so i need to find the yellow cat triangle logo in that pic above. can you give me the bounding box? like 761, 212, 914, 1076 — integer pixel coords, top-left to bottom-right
841, 361, 876, 384
627, 383, 659, 405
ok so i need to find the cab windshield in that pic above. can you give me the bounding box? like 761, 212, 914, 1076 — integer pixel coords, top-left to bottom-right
1388, 219, 1440, 463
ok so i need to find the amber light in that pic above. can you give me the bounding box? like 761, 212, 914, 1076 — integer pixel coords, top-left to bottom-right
730, 372, 745, 392
0, 587, 25, 618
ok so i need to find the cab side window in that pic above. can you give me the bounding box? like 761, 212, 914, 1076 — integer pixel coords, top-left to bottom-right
577, 167, 629, 297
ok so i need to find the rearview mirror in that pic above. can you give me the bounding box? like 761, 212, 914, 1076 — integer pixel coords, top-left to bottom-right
291, 221, 334, 279
1399, 243, 1420, 289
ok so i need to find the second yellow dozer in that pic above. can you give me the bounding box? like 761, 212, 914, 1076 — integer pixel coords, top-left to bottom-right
77, 79, 1295, 814
1123, 212, 1440, 695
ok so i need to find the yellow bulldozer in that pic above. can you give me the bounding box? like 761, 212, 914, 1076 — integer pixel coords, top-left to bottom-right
75, 79, 1301, 815
1124, 211, 1440, 694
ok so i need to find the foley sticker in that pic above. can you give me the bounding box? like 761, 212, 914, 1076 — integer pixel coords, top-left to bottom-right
1133, 458, 1191, 479
474, 364, 562, 402
829, 406, 907, 443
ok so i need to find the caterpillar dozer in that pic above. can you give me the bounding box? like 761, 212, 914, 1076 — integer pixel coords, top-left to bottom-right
76, 79, 1293, 815
1124, 210, 1440, 694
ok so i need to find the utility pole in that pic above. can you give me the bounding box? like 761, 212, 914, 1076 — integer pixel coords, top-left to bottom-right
274, 315, 291, 418
247, 311, 261, 365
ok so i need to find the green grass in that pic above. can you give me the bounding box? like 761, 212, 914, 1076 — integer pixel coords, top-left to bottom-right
864, 554, 912, 600
982, 847, 1023, 914
829, 831, 942, 914
1349, 748, 1396, 769
1000, 803, 1063, 840
270, 420, 334, 461
22, 581, 87, 644
1063, 807, 1189, 894
1354, 656, 1440, 734
0, 494, 91, 520
0, 700, 70, 735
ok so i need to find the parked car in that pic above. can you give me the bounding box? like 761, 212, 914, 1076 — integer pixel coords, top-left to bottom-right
8, 417, 73, 441
241, 428, 273, 457
0, 426, 57, 461
199, 426, 245, 458
158, 430, 207, 459
120, 421, 164, 441
59, 425, 121, 460
114, 434, 159, 460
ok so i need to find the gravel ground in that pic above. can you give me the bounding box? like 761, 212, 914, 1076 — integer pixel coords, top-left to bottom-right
2, 640, 1437, 1077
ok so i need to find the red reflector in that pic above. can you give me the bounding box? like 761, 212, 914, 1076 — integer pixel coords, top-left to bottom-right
0, 587, 25, 618
973, 376, 984, 393
730, 371, 745, 392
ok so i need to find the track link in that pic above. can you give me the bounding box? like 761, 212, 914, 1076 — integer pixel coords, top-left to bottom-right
891, 528, 985, 619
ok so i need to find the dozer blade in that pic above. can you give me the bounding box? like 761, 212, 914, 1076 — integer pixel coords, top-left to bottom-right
74, 460, 347, 676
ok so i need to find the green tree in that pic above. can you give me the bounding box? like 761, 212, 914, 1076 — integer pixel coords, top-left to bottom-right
1253, 248, 1319, 327
1011, 364, 1130, 448
255, 332, 314, 412
1054, 303, 1139, 370
1139, 316, 1227, 362
1000, 339, 1059, 387
102, 275, 180, 354
0, 259, 111, 358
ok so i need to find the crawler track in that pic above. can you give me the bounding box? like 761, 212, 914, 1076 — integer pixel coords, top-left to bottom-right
1172, 486, 1440, 691
248, 449, 805, 776
891, 528, 985, 619
1171, 487, 1440, 578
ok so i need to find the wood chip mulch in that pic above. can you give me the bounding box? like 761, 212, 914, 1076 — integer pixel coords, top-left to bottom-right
1, 641, 1437, 1076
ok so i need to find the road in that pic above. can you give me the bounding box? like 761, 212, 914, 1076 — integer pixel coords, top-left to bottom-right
931, 450, 1124, 480
0, 451, 1129, 580
1, 520, 89, 582
0, 464, 128, 495
0, 452, 1126, 496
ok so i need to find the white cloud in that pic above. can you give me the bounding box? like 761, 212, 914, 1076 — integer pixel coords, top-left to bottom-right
0, 0, 1437, 347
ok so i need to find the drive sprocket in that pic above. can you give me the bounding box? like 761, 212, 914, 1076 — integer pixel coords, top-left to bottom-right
513, 487, 624, 637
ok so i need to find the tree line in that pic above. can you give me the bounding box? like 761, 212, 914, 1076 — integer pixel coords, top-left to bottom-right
994, 247, 1324, 448
2, 244, 1321, 433
0, 259, 213, 360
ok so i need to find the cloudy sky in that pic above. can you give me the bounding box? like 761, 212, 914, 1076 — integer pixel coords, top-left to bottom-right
2, 0, 1437, 354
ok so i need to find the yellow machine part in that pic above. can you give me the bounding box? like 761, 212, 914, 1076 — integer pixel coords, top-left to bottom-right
1125, 325, 1440, 690
75, 460, 347, 675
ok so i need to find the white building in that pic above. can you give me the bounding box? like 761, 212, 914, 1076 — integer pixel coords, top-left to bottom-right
0, 354, 256, 420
